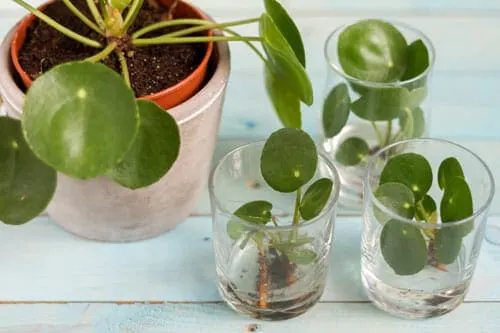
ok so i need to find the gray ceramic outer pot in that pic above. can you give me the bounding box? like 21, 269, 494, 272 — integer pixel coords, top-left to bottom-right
0, 20, 230, 242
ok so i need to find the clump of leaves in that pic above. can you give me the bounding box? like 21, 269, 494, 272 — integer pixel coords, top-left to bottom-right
226, 128, 334, 267
374, 154, 473, 276
322, 19, 431, 167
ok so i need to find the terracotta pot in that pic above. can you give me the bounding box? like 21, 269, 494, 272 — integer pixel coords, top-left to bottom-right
0, 10, 231, 242
10, 0, 214, 110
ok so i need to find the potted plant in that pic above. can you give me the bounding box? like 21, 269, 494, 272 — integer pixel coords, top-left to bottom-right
209, 127, 341, 320
320, 19, 435, 210
361, 138, 495, 318
0, 0, 313, 241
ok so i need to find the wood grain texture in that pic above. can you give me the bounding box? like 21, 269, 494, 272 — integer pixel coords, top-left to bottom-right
1, 215, 500, 303
1, 302, 499, 332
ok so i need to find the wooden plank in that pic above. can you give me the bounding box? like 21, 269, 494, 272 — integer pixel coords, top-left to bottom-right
0, 302, 499, 332
1, 215, 500, 303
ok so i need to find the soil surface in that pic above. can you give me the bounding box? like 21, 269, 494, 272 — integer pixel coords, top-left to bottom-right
18, 0, 206, 97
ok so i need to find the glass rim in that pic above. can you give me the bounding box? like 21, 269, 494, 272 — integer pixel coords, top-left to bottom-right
323, 19, 436, 88
208, 141, 341, 231
365, 137, 496, 229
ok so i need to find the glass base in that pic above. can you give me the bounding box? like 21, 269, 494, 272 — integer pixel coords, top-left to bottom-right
361, 269, 468, 319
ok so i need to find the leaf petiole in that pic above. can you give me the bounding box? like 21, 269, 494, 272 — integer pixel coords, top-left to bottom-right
133, 35, 263, 46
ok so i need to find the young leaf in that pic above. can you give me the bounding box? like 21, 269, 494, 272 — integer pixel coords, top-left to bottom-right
351, 87, 417, 121
399, 107, 425, 139
401, 39, 430, 81
264, 66, 301, 129
380, 219, 428, 276
438, 157, 465, 190
287, 249, 317, 265
338, 19, 408, 82
260, 14, 313, 105
107, 100, 181, 189
434, 228, 463, 265
22, 62, 139, 179
227, 220, 246, 240
322, 83, 351, 138
111, 0, 132, 12
0, 117, 57, 225
416, 194, 438, 239
234, 201, 274, 224
299, 178, 334, 220
264, 0, 306, 67
335, 137, 369, 166
260, 128, 318, 193
380, 153, 433, 201
272, 235, 315, 252
373, 182, 415, 224
440, 177, 474, 237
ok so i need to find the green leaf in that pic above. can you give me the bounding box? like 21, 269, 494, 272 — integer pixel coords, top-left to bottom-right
338, 19, 408, 82
264, 0, 306, 67
440, 177, 474, 237
111, 0, 131, 12
227, 220, 246, 240
380, 219, 428, 276
272, 235, 315, 252
234, 200, 274, 224
401, 39, 430, 81
287, 249, 317, 265
399, 107, 425, 139
335, 137, 369, 166
322, 83, 351, 138
260, 128, 318, 193
299, 178, 334, 220
0, 117, 57, 225
351, 87, 423, 122
264, 66, 301, 129
416, 194, 437, 224
380, 153, 433, 201
22, 62, 139, 179
434, 228, 463, 265
260, 14, 313, 105
438, 157, 465, 190
107, 100, 181, 189
373, 182, 415, 224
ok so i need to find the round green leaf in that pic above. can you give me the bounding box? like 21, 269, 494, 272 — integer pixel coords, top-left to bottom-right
351, 87, 410, 121
22, 62, 139, 179
416, 194, 437, 224
0, 117, 57, 225
373, 182, 415, 224
227, 220, 246, 240
401, 39, 430, 81
260, 14, 313, 106
335, 137, 369, 166
440, 177, 474, 237
272, 235, 314, 252
380, 153, 433, 201
434, 229, 462, 265
264, 66, 301, 129
107, 100, 181, 189
299, 178, 334, 220
338, 19, 408, 82
234, 200, 273, 225
399, 107, 425, 139
261, 128, 318, 193
264, 0, 306, 67
380, 219, 428, 276
438, 157, 465, 190
287, 249, 317, 265
322, 83, 351, 138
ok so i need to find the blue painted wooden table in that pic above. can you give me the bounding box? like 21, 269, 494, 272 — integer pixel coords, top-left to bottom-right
1, 0, 500, 331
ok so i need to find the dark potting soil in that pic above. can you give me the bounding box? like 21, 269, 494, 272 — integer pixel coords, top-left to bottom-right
18, 0, 206, 97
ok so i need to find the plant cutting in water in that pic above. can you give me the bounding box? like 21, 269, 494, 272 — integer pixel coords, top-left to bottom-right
225, 128, 334, 310
322, 19, 430, 167
0, 0, 312, 225
374, 153, 474, 276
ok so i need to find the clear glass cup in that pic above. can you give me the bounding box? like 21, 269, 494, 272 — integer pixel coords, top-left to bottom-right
209, 142, 340, 320
361, 138, 495, 319
320, 20, 436, 211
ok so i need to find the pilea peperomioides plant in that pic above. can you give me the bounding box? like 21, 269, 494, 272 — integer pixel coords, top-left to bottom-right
0, 0, 312, 225
374, 153, 473, 276
323, 19, 431, 167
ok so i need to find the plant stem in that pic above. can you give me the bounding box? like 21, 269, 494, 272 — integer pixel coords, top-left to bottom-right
384, 121, 393, 147
163, 18, 261, 38
133, 35, 262, 46
257, 243, 268, 309
164, 0, 179, 20
117, 51, 131, 87
62, 0, 103, 34
86, 0, 106, 30
85, 42, 117, 62
371, 122, 384, 147
220, 28, 268, 64
292, 188, 302, 226
123, 0, 144, 34
12, 0, 102, 48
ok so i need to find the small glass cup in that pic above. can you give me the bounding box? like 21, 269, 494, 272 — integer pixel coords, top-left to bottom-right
209, 142, 340, 320
361, 138, 495, 319
320, 20, 436, 211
